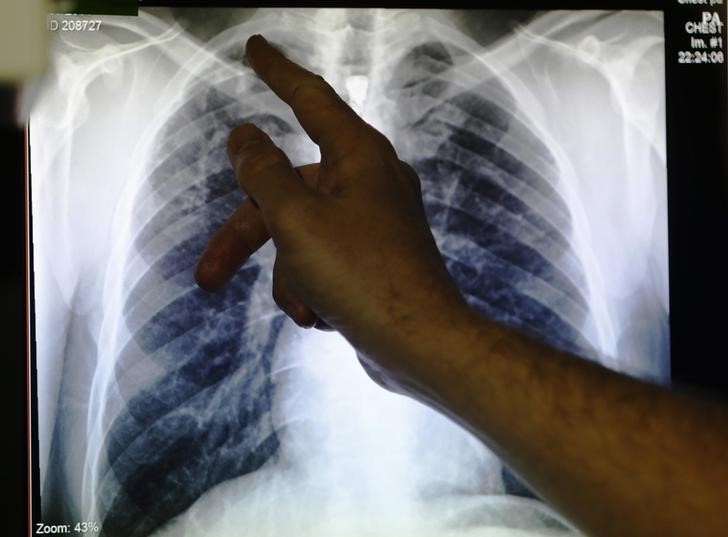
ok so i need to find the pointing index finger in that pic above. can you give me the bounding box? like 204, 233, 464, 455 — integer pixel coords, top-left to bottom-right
245, 34, 365, 158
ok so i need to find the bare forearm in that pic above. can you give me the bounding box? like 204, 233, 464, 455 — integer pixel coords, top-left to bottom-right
394, 305, 728, 537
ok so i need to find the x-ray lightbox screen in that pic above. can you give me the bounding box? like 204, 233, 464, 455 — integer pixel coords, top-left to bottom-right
28, 7, 670, 537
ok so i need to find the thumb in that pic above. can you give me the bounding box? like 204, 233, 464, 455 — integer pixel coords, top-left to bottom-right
227, 123, 313, 218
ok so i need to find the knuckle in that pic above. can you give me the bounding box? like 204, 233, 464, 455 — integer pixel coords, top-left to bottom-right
308, 73, 331, 91
240, 145, 289, 176
292, 75, 349, 118
367, 128, 397, 155
310, 73, 327, 86
399, 160, 417, 177
291, 75, 329, 103
400, 160, 422, 187
267, 196, 317, 245
268, 196, 304, 235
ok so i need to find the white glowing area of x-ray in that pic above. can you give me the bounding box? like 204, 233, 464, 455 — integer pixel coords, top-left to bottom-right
29, 8, 668, 537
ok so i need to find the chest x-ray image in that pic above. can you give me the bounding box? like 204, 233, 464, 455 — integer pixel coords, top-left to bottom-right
29, 7, 669, 537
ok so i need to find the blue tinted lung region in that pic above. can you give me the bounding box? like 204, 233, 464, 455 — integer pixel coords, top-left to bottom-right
392, 42, 595, 360
98, 86, 290, 537
418, 110, 594, 357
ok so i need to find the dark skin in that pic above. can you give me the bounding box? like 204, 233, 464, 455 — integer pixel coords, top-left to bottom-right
195, 35, 728, 537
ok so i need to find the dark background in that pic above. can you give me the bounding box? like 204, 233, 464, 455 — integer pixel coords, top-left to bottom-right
664, 4, 728, 397
5, 0, 726, 535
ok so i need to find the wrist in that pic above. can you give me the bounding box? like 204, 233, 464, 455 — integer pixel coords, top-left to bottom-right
353, 285, 489, 400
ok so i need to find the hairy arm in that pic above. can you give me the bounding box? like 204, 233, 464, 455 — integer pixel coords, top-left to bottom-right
388, 300, 728, 537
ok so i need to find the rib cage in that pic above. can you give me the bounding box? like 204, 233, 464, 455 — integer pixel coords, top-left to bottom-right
99, 24, 598, 537
97, 87, 296, 537
29, 9, 670, 537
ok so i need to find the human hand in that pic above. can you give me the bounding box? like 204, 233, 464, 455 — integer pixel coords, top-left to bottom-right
195, 35, 468, 379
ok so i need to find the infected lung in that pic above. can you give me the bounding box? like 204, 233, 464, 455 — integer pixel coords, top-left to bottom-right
390, 41, 594, 360
97, 86, 292, 537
